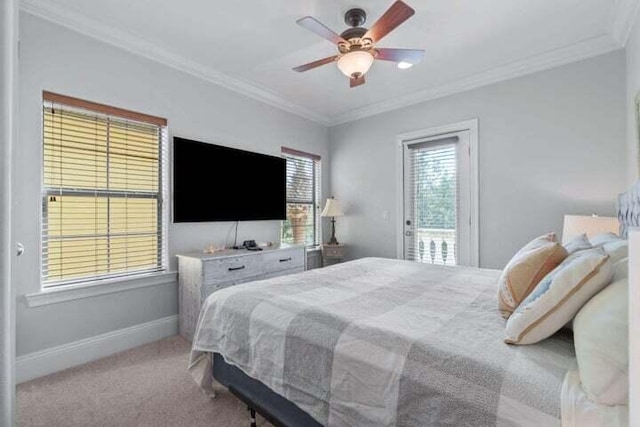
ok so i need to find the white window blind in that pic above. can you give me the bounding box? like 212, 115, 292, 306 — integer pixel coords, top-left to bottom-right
42, 92, 168, 287
281, 147, 321, 247
406, 138, 458, 266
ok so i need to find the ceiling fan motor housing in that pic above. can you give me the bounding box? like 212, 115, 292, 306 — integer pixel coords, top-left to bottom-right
340, 27, 367, 41
340, 8, 372, 53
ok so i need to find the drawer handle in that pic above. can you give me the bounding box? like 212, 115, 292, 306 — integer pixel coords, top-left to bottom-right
279, 257, 292, 263
228, 266, 246, 271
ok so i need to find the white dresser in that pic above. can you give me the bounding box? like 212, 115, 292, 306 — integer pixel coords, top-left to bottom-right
177, 244, 305, 341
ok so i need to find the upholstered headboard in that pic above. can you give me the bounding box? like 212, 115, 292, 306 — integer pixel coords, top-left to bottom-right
618, 180, 640, 238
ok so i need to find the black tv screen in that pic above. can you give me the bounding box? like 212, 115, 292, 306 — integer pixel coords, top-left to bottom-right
173, 137, 286, 222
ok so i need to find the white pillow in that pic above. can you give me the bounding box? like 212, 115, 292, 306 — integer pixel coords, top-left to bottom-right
589, 232, 621, 247
563, 233, 592, 255
505, 248, 612, 345
612, 257, 628, 282
573, 278, 628, 405
601, 240, 628, 265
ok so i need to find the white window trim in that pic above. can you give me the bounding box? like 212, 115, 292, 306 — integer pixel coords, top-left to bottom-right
25, 270, 177, 308
395, 118, 479, 267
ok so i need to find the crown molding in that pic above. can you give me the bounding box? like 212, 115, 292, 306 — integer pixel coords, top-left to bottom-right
328, 34, 622, 126
611, 0, 640, 47
19, 0, 332, 126
20, 0, 625, 128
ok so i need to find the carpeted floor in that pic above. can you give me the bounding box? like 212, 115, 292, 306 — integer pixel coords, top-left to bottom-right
17, 336, 271, 427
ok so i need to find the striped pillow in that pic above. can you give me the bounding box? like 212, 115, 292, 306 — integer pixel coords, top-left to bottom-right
505, 248, 612, 345
498, 233, 568, 318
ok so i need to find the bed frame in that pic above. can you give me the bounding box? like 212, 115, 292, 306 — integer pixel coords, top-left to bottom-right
213, 184, 639, 427
212, 353, 322, 427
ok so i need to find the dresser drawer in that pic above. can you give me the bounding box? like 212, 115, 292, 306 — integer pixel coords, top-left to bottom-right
262, 248, 305, 272
203, 255, 263, 284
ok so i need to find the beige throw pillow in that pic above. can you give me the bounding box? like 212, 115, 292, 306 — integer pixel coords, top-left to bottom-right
498, 233, 568, 318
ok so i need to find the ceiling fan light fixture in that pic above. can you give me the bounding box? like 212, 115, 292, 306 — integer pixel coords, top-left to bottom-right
337, 51, 374, 78
397, 61, 413, 69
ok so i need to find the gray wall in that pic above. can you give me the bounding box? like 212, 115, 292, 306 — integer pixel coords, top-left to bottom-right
14, 14, 330, 356
627, 18, 640, 184
329, 51, 628, 269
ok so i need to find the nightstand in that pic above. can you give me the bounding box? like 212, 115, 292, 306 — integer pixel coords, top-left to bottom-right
321, 244, 346, 267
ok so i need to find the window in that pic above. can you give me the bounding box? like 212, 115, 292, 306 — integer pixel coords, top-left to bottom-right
42, 92, 168, 288
281, 147, 321, 247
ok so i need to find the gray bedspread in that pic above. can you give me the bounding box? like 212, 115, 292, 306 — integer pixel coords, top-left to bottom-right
189, 257, 575, 426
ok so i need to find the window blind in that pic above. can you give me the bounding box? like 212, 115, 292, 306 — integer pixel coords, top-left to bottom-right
281, 148, 321, 247
406, 138, 458, 266
42, 93, 168, 287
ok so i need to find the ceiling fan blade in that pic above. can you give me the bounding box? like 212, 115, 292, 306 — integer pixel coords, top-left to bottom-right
296, 16, 348, 45
375, 48, 424, 64
350, 75, 366, 88
293, 55, 339, 72
363, 1, 415, 43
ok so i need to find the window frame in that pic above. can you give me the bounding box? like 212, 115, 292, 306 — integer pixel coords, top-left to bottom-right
281, 147, 321, 248
40, 91, 169, 289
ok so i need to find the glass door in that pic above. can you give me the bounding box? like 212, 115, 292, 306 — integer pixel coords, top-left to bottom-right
403, 131, 472, 266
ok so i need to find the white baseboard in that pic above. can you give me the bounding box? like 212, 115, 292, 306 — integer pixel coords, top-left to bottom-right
17, 315, 178, 383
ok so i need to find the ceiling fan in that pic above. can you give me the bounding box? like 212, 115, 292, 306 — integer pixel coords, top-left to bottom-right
293, 0, 424, 88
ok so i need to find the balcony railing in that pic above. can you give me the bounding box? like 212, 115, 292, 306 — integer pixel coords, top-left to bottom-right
413, 228, 456, 266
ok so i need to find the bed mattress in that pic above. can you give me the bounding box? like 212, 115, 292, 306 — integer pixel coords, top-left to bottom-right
189, 257, 576, 426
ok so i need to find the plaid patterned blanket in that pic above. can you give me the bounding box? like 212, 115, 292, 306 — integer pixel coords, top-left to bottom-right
189, 258, 575, 426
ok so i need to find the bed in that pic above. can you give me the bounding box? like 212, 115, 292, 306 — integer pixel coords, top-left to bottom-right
189, 184, 637, 427
189, 258, 576, 426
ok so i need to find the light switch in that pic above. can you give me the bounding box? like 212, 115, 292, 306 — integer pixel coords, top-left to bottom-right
382, 210, 390, 221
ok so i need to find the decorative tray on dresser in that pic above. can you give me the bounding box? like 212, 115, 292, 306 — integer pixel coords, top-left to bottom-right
177, 243, 305, 341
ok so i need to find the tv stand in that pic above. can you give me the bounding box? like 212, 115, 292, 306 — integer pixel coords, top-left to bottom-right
176, 244, 305, 341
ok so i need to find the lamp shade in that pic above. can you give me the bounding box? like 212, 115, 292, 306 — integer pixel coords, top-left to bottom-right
337, 51, 374, 78
562, 215, 619, 244
321, 198, 344, 217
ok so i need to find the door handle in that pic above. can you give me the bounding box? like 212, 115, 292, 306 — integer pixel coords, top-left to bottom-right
16, 242, 24, 256
228, 265, 245, 271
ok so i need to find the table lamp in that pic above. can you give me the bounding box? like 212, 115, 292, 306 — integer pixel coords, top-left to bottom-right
321, 197, 344, 245
561, 214, 619, 244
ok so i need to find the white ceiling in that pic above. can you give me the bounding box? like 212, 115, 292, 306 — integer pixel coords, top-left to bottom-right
21, 0, 638, 125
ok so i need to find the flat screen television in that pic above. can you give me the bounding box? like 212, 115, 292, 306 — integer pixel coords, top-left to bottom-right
173, 137, 286, 222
